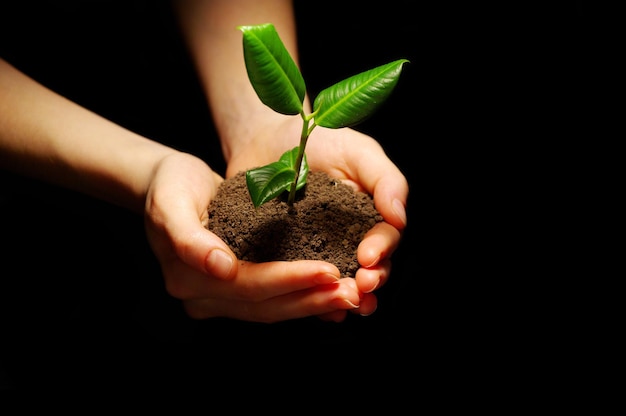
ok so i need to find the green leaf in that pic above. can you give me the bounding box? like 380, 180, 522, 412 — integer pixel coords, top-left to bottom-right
245, 147, 310, 208
312, 59, 409, 128
246, 161, 295, 208
278, 146, 309, 190
239, 23, 306, 115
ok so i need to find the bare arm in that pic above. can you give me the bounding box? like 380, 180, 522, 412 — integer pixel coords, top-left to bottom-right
173, 0, 305, 168
0, 58, 175, 213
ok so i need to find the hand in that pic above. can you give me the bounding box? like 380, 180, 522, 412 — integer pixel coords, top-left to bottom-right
226, 117, 409, 317
143, 152, 363, 323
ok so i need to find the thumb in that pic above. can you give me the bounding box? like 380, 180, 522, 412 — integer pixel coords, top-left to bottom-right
146, 206, 238, 281
178, 226, 238, 280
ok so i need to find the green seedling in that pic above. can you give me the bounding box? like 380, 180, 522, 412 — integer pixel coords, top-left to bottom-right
239, 23, 409, 208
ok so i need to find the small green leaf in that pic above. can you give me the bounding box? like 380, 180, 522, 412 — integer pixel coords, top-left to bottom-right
279, 147, 309, 190
245, 147, 310, 208
239, 23, 306, 115
246, 161, 295, 208
313, 59, 409, 128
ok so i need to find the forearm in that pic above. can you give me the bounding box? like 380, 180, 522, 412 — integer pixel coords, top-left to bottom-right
173, 0, 303, 161
0, 58, 175, 213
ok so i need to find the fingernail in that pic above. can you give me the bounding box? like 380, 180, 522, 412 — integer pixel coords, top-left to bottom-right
363, 255, 381, 269
364, 277, 380, 293
314, 272, 340, 285
333, 298, 359, 309
393, 198, 407, 227
207, 249, 234, 279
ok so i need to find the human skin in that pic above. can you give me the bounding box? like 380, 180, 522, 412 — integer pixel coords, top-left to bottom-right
0, 0, 407, 323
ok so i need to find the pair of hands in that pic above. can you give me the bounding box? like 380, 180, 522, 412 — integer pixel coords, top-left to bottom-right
144, 117, 408, 323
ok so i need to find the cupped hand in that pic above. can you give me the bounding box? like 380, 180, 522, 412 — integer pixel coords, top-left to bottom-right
225, 117, 409, 316
143, 152, 362, 322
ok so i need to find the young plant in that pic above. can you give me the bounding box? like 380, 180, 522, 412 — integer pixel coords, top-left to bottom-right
239, 23, 409, 208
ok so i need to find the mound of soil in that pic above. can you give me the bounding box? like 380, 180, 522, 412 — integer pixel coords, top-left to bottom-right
207, 171, 382, 278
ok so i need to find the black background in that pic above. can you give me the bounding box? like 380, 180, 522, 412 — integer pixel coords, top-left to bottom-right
0, 1, 583, 388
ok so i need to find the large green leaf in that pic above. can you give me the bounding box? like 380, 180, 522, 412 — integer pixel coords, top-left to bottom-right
246, 147, 309, 208
239, 23, 306, 115
312, 59, 409, 128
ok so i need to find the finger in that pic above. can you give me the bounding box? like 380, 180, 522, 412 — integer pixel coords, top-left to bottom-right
348, 140, 408, 232
145, 170, 238, 280
352, 292, 378, 317
337, 175, 407, 233
163, 258, 341, 302
306, 128, 408, 231
355, 258, 391, 293
357, 221, 402, 268
183, 278, 359, 322
147, 214, 239, 281
371, 173, 409, 232
340, 276, 378, 317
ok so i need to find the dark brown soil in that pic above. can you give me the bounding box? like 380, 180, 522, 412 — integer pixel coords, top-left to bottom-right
207, 170, 383, 278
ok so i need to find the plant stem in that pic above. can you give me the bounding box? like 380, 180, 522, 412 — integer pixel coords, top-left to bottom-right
287, 114, 313, 204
